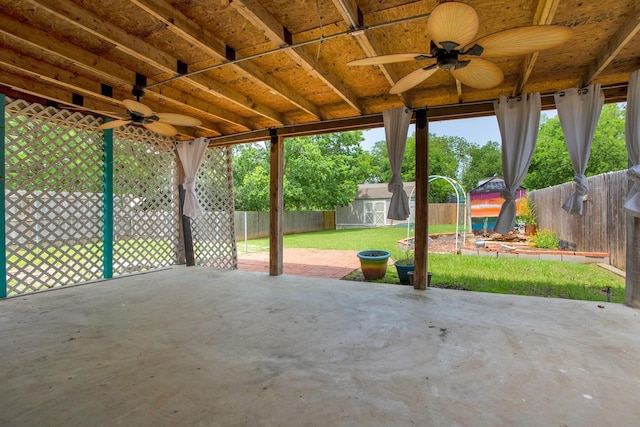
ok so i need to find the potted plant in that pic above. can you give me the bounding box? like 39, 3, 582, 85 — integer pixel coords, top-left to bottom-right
357, 250, 391, 280
393, 250, 414, 285
517, 197, 537, 236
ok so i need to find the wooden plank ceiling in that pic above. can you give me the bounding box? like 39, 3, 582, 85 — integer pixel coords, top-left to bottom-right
1, 0, 639, 144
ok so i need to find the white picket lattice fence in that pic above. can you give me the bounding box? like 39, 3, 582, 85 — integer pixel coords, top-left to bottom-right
3, 97, 237, 296
5, 98, 104, 294
191, 146, 237, 269
112, 127, 180, 275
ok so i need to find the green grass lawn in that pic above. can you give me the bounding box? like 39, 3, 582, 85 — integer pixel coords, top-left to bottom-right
239, 226, 625, 304
237, 224, 456, 255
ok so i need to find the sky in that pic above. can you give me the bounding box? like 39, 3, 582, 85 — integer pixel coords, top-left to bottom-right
361, 111, 558, 151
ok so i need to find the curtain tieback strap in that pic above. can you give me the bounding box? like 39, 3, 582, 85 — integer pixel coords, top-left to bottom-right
388, 173, 404, 193
628, 165, 640, 184
573, 174, 589, 196
500, 190, 517, 202
183, 178, 196, 191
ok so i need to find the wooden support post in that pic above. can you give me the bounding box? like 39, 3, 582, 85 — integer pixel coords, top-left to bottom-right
414, 108, 429, 290
175, 155, 187, 265
102, 126, 114, 278
269, 130, 284, 276
625, 213, 640, 307
179, 185, 195, 266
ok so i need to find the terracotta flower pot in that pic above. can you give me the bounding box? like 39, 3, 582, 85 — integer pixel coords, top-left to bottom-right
357, 250, 391, 280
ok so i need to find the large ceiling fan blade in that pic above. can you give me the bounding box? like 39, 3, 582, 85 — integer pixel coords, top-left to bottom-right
463, 26, 573, 58
348, 53, 431, 66
156, 113, 202, 127
98, 119, 132, 130
143, 121, 178, 137
427, 1, 479, 49
390, 66, 439, 94
450, 58, 504, 89
122, 99, 154, 117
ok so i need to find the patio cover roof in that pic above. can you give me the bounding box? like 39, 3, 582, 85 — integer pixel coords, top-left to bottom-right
1, 0, 638, 145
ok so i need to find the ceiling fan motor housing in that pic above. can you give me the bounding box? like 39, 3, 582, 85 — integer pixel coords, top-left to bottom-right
437, 50, 459, 70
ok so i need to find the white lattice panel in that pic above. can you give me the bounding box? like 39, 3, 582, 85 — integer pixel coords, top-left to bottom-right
4, 98, 104, 295
112, 126, 179, 274
190, 146, 237, 269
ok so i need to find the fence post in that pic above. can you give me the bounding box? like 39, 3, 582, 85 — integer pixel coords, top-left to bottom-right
0, 94, 6, 298
102, 127, 113, 279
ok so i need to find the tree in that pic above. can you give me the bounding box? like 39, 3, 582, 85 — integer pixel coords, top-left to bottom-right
369, 132, 471, 202
232, 131, 375, 211
524, 104, 627, 190
461, 140, 502, 192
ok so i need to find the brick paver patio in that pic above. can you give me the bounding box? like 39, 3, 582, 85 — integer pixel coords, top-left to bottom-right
238, 248, 362, 279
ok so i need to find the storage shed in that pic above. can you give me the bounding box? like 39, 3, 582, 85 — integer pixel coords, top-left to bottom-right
336, 182, 416, 228
469, 176, 526, 235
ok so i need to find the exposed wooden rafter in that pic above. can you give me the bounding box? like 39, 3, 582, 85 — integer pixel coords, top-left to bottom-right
229, 0, 365, 114
29, 0, 284, 128
0, 14, 241, 134
130, 0, 323, 121
512, 0, 561, 96
331, 0, 413, 107
581, 5, 640, 86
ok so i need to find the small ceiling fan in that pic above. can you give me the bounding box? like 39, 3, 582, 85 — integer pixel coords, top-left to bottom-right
98, 85, 202, 137
348, 1, 573, 93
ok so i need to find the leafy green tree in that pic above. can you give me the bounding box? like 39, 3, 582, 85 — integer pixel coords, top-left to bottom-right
525, 104, 627, 190
461, 140, 502, 191
232, 131, 375, 211
370, 132, 471, 202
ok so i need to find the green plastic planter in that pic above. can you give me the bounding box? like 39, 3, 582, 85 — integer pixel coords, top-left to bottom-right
394, 263, 415, 285
357, 250, 391, 280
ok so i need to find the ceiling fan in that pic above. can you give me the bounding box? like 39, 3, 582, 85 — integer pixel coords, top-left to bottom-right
347, 1, 573, 94
98, 85, 202, 137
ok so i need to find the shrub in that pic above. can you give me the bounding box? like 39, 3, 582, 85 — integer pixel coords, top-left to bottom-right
531, 229, 559, 249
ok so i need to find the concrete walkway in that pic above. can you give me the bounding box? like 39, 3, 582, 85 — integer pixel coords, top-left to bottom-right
2, 266, 640, 426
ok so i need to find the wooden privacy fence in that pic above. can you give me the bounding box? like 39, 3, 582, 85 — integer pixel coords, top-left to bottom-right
235, 211, 335, 241
530, 171, 628, 269
426, 203, 458, 225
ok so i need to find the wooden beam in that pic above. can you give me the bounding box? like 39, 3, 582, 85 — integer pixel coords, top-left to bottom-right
0, 14, 236, 132
513, 0, 560, 95
131, 0, 323, 121
626, 214, 640, 307
0, 48, 225, 135
29, 0, 282, 127
582, 6, 640, 86
229, 0, 365, 114
414, 108, 428, 290
456, 80, 463, 103
269, 130, 284, 276
331, 0, 412, 106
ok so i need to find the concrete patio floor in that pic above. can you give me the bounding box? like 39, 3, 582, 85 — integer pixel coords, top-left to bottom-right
1, 266, 640, 426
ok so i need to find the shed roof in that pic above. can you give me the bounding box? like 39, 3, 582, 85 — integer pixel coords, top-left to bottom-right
0, 0, 637, 145
471, 176, 526, 193
356, 182, 416, 200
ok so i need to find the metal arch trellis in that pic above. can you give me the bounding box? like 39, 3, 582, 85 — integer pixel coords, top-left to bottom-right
407, 175, 468, 251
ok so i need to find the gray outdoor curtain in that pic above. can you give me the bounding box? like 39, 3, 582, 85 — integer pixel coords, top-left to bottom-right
176, 137, 209, 218
554, 85, 604, 215
384, 106, 412, 220
493, 93, 541, 234
625, 70, 640, 217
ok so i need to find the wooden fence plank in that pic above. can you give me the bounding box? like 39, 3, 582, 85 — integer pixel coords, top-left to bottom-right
530, 171, 627, 269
